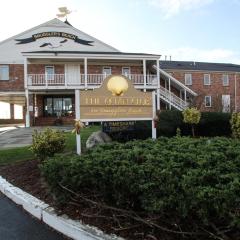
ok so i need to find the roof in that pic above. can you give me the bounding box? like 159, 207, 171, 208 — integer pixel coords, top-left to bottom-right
22, 50, 160, 57
160, 60, 240, 72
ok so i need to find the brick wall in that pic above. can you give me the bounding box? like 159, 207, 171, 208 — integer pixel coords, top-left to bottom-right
0, 64, 24, 91
168, 71, 239, 112
0, 64, 143, 92
28, 64, 65, 74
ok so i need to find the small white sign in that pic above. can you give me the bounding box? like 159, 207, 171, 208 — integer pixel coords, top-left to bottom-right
29, 105, 33, 112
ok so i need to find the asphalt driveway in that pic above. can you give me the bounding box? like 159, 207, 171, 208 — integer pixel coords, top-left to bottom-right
0, 126, 72, 149
0, 193, 66, 240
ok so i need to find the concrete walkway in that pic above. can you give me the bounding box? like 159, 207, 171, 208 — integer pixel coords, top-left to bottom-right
0, 193, 67, 240
0, 126, 72, 149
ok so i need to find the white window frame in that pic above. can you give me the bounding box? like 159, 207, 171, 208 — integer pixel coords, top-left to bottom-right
122, 67, 131, 76
0, 65, 9, 81
204, 74, 211, 85
205, 96, 212, 107
222, 74, 229, 86
185, 73, 192, 86
102, 67, 112, 76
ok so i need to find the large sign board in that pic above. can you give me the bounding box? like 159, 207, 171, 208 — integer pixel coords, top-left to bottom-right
15, 31, 94, 46
80, 75, 153, 121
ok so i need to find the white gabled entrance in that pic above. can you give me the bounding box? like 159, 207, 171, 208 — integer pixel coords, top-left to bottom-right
65, 64, 81, 85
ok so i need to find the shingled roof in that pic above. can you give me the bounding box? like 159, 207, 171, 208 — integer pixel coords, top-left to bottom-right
160, 60, 240, 72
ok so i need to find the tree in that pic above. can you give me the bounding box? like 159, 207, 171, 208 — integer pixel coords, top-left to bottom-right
182, 107, 201, 137
230, 112, 240, 138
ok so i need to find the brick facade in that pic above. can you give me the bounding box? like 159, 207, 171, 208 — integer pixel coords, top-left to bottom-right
3, 62, 240, 126
166, 70, 239, 112
0, 64, 24, 91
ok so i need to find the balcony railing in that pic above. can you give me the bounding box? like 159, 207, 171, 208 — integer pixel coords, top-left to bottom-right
27, 74, 158, 87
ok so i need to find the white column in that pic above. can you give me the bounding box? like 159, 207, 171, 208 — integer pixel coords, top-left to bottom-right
156, 60, 160, 110
143, 59, 146, 92
152, 91, 157, 139
64, 64, 67, 87
24, 57, 28, 89
75, 89, 81, 155
168, 77, 171, 110
24, 58, 30, 127
84, 58, 88, 89
25, 89, 30, 128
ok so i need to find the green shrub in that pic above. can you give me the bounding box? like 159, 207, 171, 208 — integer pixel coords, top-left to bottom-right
157, 111, 231, 137
157, 110, 188, 137
230, 112, 240, 138
41, 137, 240, 236
30, 128, 66, 161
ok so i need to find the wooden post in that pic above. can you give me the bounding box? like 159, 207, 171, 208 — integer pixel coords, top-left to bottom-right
143, 59, 146, 92
156, 60, 160, 110
75, 89, 81, 155
152, 91, 157, 139
25, 89, 30, 127
84, 58, 88, 89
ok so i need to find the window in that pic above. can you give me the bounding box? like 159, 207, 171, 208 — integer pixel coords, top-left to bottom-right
102, 67, 111, 76
14, 105, 23, 119
205, 96, 212, 107
0, 65, 9, 80
222, 74, 229, 86
185, 73, 192, 85
222, 95, 230, 112
0, 101, 10, 118
44, 97, 73, 117
122, 67, 131, 76
204, 74, 211, 85
45, 66, 54, 81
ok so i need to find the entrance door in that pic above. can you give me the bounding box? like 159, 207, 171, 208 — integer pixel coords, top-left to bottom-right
65, 64, 80, 85
222, 95, 230, 112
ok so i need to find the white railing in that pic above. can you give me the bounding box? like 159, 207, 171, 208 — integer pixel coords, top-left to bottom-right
27, 74, 158, 87
28, 74, 65, 86
87, 74, 105, 85
159, 86, 188, 109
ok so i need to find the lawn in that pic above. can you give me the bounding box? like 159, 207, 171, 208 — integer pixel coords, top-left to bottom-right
0, 125, 100, 166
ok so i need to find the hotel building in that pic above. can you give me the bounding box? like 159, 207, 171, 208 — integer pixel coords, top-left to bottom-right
0, 18, 237, 126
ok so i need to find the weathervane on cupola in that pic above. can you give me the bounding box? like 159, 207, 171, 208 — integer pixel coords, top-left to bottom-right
15, 7, 94, 47
57, 7, 72, 26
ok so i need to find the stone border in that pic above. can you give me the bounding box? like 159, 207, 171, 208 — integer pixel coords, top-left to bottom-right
0, 176, 123, 240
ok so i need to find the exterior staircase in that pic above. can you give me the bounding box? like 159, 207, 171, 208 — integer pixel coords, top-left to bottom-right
159, 86, 188, 110
153, 65, 197, 111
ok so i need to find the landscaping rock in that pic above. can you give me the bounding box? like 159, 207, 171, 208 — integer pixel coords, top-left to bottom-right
86, 131, 112, 149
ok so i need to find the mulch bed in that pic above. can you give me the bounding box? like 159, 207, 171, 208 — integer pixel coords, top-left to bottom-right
0, 160, 234, 240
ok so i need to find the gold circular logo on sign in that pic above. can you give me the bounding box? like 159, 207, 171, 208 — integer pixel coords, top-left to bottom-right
107, 75, 129, 96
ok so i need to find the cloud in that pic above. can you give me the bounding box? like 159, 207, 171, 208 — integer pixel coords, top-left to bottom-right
148, 0, 215, 18
162, 47, 240, 64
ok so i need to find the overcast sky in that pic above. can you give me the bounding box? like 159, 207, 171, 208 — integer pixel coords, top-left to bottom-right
1, 0, 240, 63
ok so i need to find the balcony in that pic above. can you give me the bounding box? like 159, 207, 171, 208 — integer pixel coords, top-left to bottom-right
27, 74, 158, 89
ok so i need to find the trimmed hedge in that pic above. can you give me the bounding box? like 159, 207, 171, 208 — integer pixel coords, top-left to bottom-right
41, 137, 240, 238
157, 110, 231, 137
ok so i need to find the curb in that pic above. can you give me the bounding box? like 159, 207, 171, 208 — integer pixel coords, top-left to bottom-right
0, 176, 123, 240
